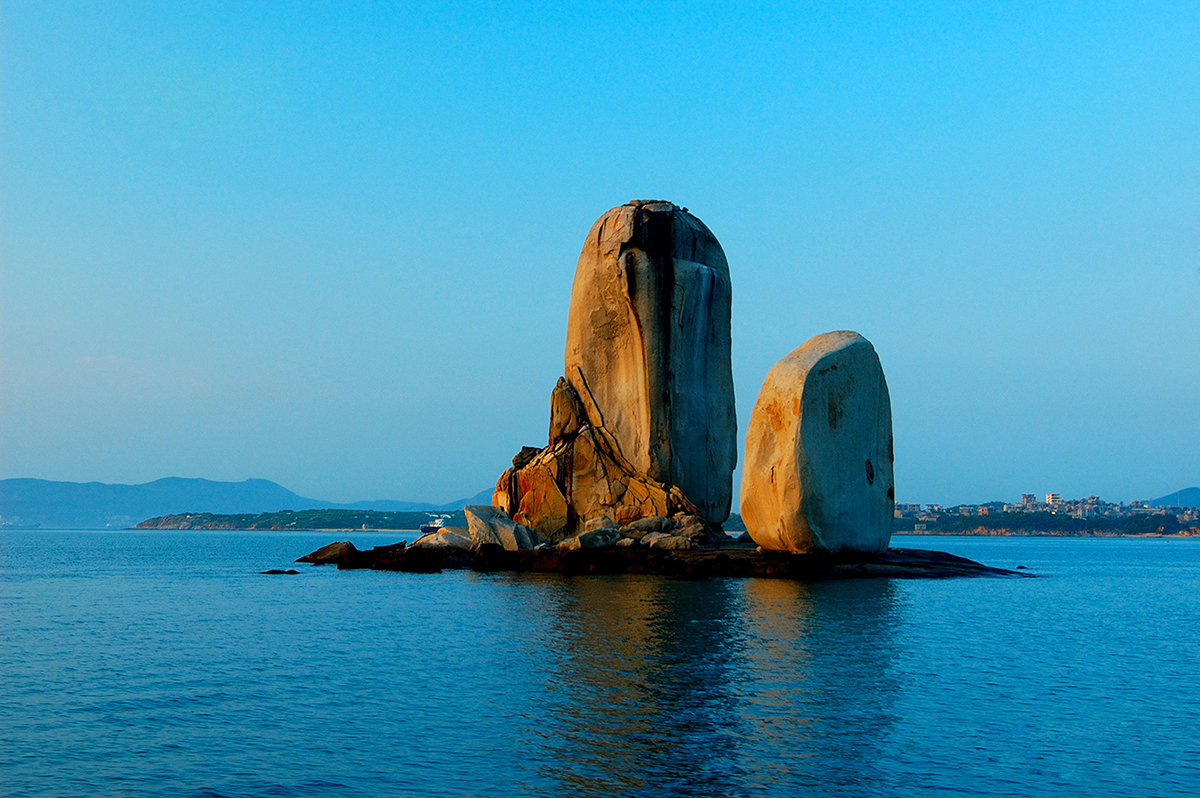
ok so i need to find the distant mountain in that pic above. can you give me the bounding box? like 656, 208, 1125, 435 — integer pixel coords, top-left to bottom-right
1151, 487, 1200, 508
0, 478, 492, 529
339, 487, 495, 512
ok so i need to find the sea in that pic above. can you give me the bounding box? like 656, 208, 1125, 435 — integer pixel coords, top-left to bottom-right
2, 530, 1198, 798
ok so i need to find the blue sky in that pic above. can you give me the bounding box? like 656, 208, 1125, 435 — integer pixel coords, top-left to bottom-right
2, 1, 1197, 505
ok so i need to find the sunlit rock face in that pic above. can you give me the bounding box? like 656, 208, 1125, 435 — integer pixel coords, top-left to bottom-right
563, 200, 736, 524
740, 331, 894, 555
495, 201, 736, 539
494, 378, 703, 542
464, 505, 538, 551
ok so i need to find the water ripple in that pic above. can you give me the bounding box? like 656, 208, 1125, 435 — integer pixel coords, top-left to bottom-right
3, 531, 1199, 797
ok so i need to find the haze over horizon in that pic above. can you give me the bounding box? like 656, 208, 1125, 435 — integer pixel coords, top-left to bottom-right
2, 3, 1197, 507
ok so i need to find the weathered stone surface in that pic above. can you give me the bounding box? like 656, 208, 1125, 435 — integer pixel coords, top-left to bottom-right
548, 376, 584, 442
558, 526, 621, 551
493, 391, 703, 543
410, 529, 473, 553
741, 331, 895, 555
644, 533, 693, 551
464, 505, 539, 551
563, 201, 736, 524
512, 446, 541, 470
296, 540, 356, 564
511, 462, 569, 541
628, 515, 672, 536
584, 516, 618, 532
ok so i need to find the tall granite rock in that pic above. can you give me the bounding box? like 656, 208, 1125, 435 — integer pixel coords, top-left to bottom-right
740, 331, 894, 555
565, 200, 736, 522
494, 200, 737, 540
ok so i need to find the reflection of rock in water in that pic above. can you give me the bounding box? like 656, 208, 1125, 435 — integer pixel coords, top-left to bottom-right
534, 575, 753, 797
738, 578, 903, 795
525, 576, 903, 797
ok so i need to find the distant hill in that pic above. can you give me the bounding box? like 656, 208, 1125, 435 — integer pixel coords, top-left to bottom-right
0, 478, 492, 529
1151, 487, 1200, 508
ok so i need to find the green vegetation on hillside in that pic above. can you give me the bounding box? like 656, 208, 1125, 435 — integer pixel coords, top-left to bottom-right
136, 509, 465, 531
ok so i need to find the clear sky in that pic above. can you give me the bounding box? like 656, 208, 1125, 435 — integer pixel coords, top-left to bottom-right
2, 1, 1197, 505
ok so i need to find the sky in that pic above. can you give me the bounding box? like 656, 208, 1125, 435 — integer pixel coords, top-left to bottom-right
1, 1, 1197, 506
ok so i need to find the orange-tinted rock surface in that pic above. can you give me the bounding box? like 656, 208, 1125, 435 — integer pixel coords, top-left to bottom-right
741, 331, 894, 554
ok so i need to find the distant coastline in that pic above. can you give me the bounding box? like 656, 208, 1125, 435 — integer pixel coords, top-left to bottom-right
895, 528, 1200, 538
0, 477, 491, 530
892, 510, 1199, 538
132, 510, 1200, 538
135, 509, 463, 532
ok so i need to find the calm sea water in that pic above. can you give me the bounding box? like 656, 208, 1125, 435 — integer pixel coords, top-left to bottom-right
2, 531, 1199, 798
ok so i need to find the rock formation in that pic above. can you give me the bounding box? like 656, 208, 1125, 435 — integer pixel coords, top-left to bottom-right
464, 505, 538, 551
295, 540, 357, 564
740, 331, 894, 554
494, 200, 737, 541
494, 377, 706, 542
409, 528, 473, 553
303, 532, 1024, 579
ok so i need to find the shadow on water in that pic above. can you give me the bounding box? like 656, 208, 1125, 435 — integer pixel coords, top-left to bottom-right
515, 574, 906, 798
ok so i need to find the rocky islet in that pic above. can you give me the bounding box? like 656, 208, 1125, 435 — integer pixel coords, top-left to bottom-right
292, 200, 1003, 579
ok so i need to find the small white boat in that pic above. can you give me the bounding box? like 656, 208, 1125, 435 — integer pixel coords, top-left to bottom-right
418, 515, 449, 535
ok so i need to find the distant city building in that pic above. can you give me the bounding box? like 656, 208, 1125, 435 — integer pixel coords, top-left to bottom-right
893, 493, 1184, 527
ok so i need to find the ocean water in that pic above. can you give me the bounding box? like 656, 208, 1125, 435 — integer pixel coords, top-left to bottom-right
2, 531, 1199, 798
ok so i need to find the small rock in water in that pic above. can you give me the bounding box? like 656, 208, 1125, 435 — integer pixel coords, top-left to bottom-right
295, 540, 357, 565
261, 569, 300, 575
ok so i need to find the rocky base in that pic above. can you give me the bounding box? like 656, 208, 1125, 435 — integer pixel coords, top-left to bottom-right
494, 379, 708, 543
295, 537, 1025, 580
